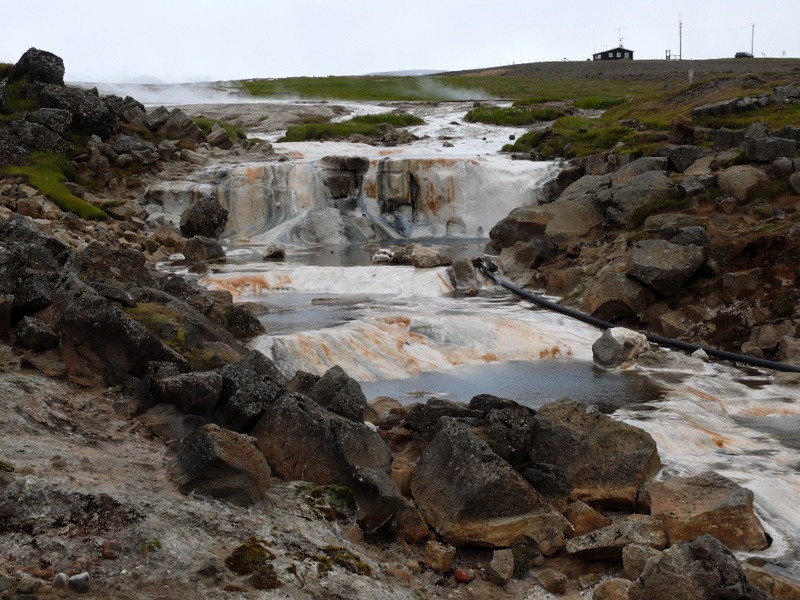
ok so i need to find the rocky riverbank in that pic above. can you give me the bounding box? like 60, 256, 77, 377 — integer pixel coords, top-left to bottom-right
1, 48, 799, 600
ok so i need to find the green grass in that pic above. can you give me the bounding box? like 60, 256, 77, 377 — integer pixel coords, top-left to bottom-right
573, 97, 627, 110
280, 113, 423, 142
6, 80, 37, 114
193, 116, 246, 141
5, 152, 108, 219
464, 105, 566, 126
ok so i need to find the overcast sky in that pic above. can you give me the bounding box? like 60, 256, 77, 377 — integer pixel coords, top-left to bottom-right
3, 1, 798, 83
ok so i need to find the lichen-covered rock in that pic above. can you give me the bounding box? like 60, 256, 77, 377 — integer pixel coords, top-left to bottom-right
37, 84, 116, 138
644, 471, 769, 551
167, 424, 270, 507
10, 47, 65, 85
15, 316, 58, 352
627, 535, 773, 600
252, 393, 403, 531
309, 364, 368, 422
529, 400, 661, 508
410, 418, 570, 552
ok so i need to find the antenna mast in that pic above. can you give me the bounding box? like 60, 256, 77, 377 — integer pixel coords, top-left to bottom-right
679, 13, 683, 60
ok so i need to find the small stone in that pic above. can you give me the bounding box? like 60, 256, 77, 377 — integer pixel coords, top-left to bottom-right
262, 244, 286, 261
197, 557, 221, 577
51, 455, 67, 469
593, 577, 632, 600
101, 539, 122, 559
16, 575, 39, 594
487, 548, 514, 584
533, 567, 568, 594
423, 541, 456, 572
68, 572, 90, 593
53, 572, 69, 588
453, 568, 475, 584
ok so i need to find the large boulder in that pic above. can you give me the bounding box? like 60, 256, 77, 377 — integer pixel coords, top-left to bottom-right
152, 371, 224, 417
489, 205, 552, 250
66, 240, 154, 287
410, 418, 571, 552
581, 272, 657, 321
37, 84, 116, 139
252, 393, 404, 532
309, 364, 368, 421
7, 120, 73, 157
52, 276, 189, 382
529, 400, 661, 508
25, 108, 72, 136
403, 398, 483, 441
544, 195, 604, 249
469, 396, 538, 468
592, 327, 650, 368
15, 316, 59, 351
167, 424, 270, 507
717, 165, 769, 203
558, 174, 613, 203
565, 515, 667, 559
182, 236, 226, 262
745, 137, 798, 162
213, 350, 286, 433
627, 239, 706, 296
654, 145, 709, 173
179, 197, 229, 239
611, 157, 668, 187
498, 240, 552, 281
599, 171, 682, 227
644, 471, 769, 551
103, 95, 147, 127
9, 48, 65, 85
627, 535, 773, 600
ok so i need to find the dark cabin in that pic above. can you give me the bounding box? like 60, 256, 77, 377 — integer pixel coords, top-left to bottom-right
593, 47, 634, 61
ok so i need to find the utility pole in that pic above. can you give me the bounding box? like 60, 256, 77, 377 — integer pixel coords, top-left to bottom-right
679, 13, 683, 60
751, 24, 755, 56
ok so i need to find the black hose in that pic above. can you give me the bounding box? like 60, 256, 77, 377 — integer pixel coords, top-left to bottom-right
478, 259, 800, 374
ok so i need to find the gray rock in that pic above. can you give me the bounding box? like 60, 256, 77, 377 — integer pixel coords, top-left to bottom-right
10, 48, 65, 85
167, 423, 270, 506
67, 572, 90, 594
225, 305, 265, 340
530, 400, 661, 508
66, 240, 154, 287
261, 244, 286, 261
404, 398, 483, 441
145, 106, 171, 130
157, 108, 206, 142
153, 371, 224, 416
182, 236, 226, 262
544, 195, 604, 249
627, 535, 772, 600
136, 403, 206, 443
213, 350, 286, 433
498, 239, 552, 280
310, 364, 368, 421
745, 137, 798, 162
717, 165, 769, 203
8, 119, 72, 156
520, 463, 573, 498
628, 239, 706, 296
410, 418, 570, 552
581, 272, 657, 321
566, 515, 667, 559
181, 148, 208, 165
0, 78, 7, 114
790, 172, 800, 195
592, 327, 649, 368
655, 145, 709, 173
489, 205, 551, 250
710, 128, 746, 151
103, 94, 147, 127
25, 108, 72, 136
623, 543, 662, 580
599, 171, 681, 227
670, 226, 711, 250
481, 402, 538, 468
679, 176, 706, 197
772, 156, 795, 177
411, 245, 451, 268
15, 316, 58, 351
558, 174, 613, 203
253, 393, 404, 531
180, 197, 229, 239
692, 96, 771, 120
612, 157, 668, 187
37, 84, 116, 138
207, 124, 234, 149
112, 134, 157, 155
487, 549, 515, 584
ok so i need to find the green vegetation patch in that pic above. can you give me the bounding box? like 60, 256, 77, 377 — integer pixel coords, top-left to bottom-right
5, 152, 107, 219
319, 546, 371, 576
193, 116, 246, 141
464, 105, 566, 126
0, 460, 14, 472
124, 302, 187, 352
280, 113, 423, 142
225, 537, 276, 575
6, 80, 37, 114
306, 484, 357, 521
573, 97, 627, 110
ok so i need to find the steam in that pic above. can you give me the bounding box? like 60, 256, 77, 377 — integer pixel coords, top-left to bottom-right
412, 77, 493, 101
75, 82, 266, 107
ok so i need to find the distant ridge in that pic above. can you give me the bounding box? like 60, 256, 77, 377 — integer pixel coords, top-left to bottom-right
365, 69, 448, 76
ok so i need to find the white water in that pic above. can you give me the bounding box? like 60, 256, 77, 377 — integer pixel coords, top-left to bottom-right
163, 100, 800, 580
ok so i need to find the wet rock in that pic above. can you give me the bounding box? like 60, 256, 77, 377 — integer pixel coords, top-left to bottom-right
310, 364, 368, 422
10, 47, 65, 85
422, 541, 456, 572
15, 316, 58, 351
262, 244, 286, 260
644, 471, 769, 551
153, 371, 224, 416
566, 515, 667, 559
717, 165, 769, 203
252, 393, 404, 531
449, 258, 477, 289
592, 327, 649, 368
180, 197, 228, 239
225, 305, 265, 340
487, 549, 515, 584
530, 400, 661, 508
627, 239, 706, 296
622, 543, 662, 580
411, 245, 452, 268
214, 350, 286, 433
627, 535, 772, 600
167, 423, 270, 506
563, 500, 612, 536
581, 272, 657, 321
410, 418, 570, 551
498, 239, 552, 281
182, 236, 226, 262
